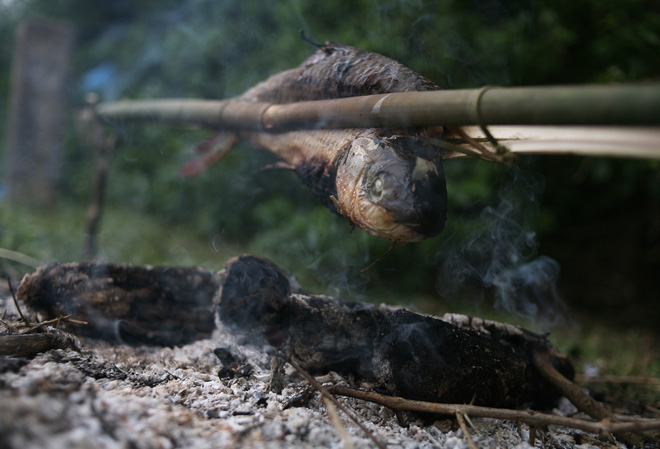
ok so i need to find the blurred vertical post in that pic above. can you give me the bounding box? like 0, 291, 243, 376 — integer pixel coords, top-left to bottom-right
4, 19, 75, 206
76, 93, 117, 259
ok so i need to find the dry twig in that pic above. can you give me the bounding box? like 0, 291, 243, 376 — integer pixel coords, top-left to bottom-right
323, 396, 355, 449
8, 277, 30, 326
532, 347, 657, 446
533, 348, 613, 422
286, 356, 387, 449
456, 412, 477, 449
329, 385, 660, 437
22, 315, 89, 334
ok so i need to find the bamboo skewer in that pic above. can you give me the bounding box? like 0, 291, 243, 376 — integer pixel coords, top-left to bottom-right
94, 84, 660, 160
448, 126, 660, 160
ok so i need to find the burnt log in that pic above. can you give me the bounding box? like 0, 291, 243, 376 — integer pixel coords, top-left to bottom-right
17, 256, 573, 409
219, 255, 574, 409
17, 262, 219, 346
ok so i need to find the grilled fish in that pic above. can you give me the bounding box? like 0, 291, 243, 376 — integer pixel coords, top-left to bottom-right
184, 42, 448, 242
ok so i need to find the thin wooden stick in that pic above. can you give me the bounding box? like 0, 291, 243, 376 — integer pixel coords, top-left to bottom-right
8, 278, 30, 326
532, 347, 653, 446
24, 315, 89, 333
456, 412, 477, 449
286, 356, 388, 449
533, 348, 612, 422
323, 396, 355, 449
329, 385, 660, 437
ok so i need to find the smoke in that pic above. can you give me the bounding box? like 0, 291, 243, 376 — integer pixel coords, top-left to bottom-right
436, 164, 570, 328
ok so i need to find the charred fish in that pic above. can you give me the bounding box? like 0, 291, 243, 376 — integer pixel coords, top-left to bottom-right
184, 42, 448, 243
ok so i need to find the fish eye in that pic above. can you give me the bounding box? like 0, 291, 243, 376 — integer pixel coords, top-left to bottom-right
369, 177, 383, 201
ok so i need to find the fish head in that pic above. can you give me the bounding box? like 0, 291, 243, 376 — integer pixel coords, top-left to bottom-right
334, 134, 447, 242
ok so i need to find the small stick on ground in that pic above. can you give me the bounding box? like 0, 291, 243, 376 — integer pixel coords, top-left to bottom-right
23, 315, 88, 334
528, 426, 537, 446
533, 347, 612, 422
329, 385, 660, 437
0, 330, 80, 357
323, 396, 355, 449
532, 346, 656, 446
286, 356, 387, 449
8, 278, 30, 326
456, 412, 477, 449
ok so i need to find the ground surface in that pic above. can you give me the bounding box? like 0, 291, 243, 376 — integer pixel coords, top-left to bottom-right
1, 284, 629, 449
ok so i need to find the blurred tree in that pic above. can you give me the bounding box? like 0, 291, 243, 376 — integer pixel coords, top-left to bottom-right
1, 0, 658, 327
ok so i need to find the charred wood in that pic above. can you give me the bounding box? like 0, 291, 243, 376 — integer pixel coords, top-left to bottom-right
219, 255, 574, 409
17, 262, 219, 346
0, 329, 79, 358
16, 256, 574, 409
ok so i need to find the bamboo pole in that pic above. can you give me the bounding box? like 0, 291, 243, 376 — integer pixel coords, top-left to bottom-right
94, 84, 660, 159
96, 84, 660, 129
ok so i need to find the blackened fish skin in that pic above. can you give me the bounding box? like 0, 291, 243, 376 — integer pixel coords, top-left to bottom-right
238, 42, 441, 103
196, 42, 448, 242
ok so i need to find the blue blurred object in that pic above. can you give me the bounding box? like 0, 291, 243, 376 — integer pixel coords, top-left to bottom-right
81, 63, 118, 99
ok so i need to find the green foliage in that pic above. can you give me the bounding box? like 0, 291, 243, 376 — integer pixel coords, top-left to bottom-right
1, 0, 658, 338
0, 201, 235, 279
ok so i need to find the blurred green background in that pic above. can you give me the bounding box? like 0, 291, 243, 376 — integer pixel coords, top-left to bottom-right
1, 0, 659, 382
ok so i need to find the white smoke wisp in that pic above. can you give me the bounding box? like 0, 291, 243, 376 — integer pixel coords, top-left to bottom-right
436, 165, 571, 329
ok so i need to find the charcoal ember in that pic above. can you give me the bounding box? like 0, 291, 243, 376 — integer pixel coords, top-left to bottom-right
219, 254, 574, 409
214, 346, 253, 379
283, 386, 315, 409
17, 262, 219, 346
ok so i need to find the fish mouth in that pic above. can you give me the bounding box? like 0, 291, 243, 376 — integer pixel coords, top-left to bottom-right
365, 143, 447, 240
337, 134, 448, 242
391, 171, 447, 238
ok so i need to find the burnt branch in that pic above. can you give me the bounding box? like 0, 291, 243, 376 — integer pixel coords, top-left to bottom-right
0, 330, 80, 358
287, 356, 387, 449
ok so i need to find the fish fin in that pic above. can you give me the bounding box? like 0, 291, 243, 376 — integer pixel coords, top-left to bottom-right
329, 196, 359, 231
329, 195, 345, 217
180, 132, 240, 178
255, 161, 297, 173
